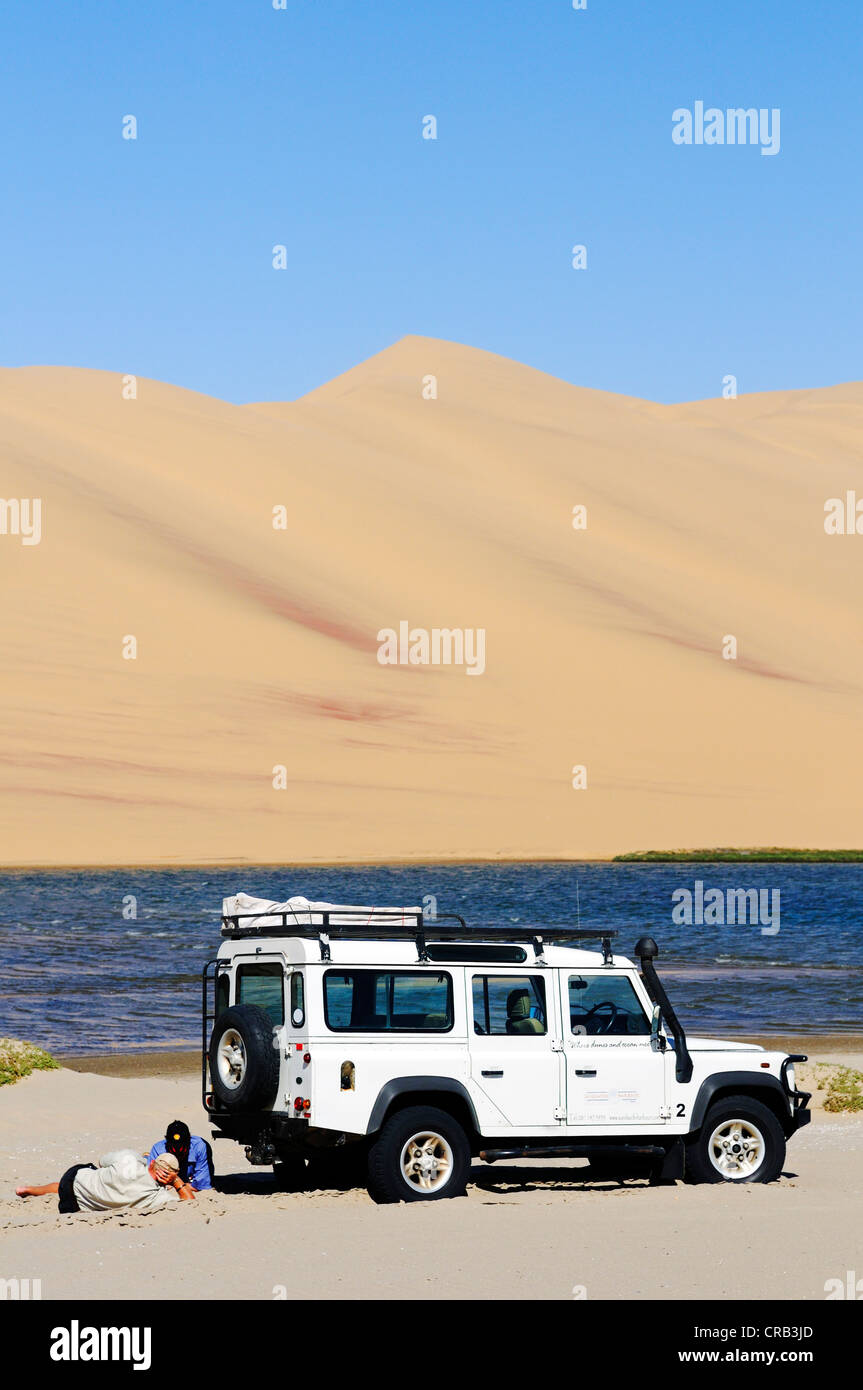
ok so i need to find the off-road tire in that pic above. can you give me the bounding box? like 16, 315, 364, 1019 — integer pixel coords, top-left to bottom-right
685, 1094, 786, 1184
208, 1004, 280, 1112
367, 1105, 470, 1204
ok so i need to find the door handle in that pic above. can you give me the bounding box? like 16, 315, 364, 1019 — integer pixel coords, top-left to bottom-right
575, 1069, 597, 1077
481, 1069, 504, 1078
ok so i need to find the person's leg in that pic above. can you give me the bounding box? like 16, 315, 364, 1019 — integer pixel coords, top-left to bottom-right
16, 1182, 59, 1198
56, 1162, 95, 1213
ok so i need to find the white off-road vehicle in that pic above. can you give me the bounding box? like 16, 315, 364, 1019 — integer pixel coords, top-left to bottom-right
202, 895, 810, 1203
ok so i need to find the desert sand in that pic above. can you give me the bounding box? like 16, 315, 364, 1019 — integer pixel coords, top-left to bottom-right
2, 337, 863, 865
2, 1056, 861, 1301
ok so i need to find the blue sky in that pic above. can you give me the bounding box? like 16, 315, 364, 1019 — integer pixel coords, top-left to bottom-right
0, 1, 860, 403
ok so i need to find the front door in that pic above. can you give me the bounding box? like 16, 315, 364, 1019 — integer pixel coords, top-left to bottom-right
468, 971, 562, 1128
561, 970, 667, 1129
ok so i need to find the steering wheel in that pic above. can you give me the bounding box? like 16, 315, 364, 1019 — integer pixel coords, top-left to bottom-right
586, 1001, 620, 1035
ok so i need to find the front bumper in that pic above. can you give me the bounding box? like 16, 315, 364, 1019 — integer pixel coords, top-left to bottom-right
782, 1054, 812, 1134
790, 1105, 811, 1133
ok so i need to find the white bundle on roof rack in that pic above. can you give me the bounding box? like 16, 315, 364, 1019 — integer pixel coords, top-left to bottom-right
221, 892, 421, 933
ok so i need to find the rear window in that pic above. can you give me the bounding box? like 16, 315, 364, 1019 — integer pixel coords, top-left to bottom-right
236, 963, 284, 1026
323, 970, 453, 1032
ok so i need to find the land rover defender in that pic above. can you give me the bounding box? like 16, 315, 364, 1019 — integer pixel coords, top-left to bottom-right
202, 894, 810, 1203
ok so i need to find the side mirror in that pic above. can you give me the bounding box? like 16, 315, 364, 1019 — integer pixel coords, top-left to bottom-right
650, 1003, 665, 1051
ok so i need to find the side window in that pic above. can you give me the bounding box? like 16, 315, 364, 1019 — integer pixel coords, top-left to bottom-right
569, 974, 650, 1036
290, 971, 305, 1027
324, 974, 355, 1030
323, 971, 453, 1032
236, 962, 285, 1026
472, 975, 547, 1036
215, 972, 230, 1018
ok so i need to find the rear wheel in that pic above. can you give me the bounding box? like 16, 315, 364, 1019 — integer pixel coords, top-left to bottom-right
686, 1095, 786, 1184
367, 1106, 470, 1204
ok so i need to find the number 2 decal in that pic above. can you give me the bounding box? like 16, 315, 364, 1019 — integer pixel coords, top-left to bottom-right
676, 1103, 686, 1117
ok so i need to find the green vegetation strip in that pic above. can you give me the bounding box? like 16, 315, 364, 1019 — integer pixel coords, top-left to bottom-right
815, 1064, 863, 1114
0, 1036, 60, 1087
614, 849, 863, 863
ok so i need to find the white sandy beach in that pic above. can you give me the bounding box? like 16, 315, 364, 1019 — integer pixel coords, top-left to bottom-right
2, 1058, 861, 1301
2, 338, 863, 866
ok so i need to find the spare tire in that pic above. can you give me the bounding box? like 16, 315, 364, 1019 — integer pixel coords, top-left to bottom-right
208, 1004, 280, 1112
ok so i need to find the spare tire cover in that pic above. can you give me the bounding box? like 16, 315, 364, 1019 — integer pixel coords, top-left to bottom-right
209, 1003, 280, 1112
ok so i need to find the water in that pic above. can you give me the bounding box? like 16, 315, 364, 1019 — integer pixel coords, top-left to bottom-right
0, 864, 861, 1053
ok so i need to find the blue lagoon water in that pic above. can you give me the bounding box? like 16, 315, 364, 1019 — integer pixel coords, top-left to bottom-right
1, 863, 861, 1053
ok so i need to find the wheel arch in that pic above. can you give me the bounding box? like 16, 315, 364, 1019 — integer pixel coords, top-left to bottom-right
367, 1077, 480, 1141
689, 1072, 791, 1134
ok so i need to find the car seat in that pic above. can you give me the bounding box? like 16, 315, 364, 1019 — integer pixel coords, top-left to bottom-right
506, 988, 545, 1034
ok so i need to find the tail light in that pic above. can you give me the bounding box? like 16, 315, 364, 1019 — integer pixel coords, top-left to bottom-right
303, 1052, 311, 1064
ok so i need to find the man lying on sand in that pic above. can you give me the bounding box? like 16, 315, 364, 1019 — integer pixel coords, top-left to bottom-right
148, 1119, 213, 1191
17, 1149, 196, 1214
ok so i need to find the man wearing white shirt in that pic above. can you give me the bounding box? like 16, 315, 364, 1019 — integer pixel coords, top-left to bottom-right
17, 1148, 193, 1214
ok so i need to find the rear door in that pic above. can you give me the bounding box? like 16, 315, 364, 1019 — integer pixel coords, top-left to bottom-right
234, 956, 286, 1033
468, 972, 562, 1129
230, 955, 288, 1111
561, 970, 667, 1129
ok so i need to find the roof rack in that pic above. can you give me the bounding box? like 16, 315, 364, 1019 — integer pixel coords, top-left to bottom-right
220, 906, 618, 964
221, 905, 431, 935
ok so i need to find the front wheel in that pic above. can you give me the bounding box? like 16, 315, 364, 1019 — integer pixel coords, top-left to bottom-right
367, 1106, 470, 1204
686, 1095, 786, 1184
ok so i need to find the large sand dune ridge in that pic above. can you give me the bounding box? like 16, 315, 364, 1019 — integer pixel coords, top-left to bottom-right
1, 336, 862, 865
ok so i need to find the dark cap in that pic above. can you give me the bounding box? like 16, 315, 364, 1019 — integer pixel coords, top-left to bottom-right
165, 1120, 191, 1150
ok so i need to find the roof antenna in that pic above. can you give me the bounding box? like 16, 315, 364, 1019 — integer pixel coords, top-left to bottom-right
576, 881, 581, 931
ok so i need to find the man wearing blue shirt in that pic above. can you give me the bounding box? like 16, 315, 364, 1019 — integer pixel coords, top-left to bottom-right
148, 1120, 213, 1192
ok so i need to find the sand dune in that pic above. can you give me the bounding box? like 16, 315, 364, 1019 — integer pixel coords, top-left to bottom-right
1, 336, 862, 865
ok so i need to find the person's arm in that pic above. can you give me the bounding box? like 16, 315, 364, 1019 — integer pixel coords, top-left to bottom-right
188, 1138, 213, 1190
147, 1141, 165, 1167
